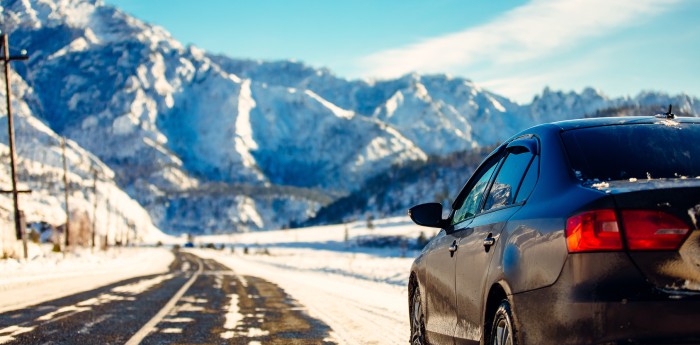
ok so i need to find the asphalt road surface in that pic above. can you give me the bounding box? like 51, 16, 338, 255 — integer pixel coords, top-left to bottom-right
0, 251, 336, 344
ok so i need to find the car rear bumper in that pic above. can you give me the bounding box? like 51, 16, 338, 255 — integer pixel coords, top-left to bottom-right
510, 253, 700, 344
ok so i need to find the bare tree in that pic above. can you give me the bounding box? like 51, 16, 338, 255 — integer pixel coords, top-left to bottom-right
69, 211, 92, 247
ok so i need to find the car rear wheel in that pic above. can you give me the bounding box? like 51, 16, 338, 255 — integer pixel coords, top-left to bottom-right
410, 285, 426, 345
489, 300, 517, 345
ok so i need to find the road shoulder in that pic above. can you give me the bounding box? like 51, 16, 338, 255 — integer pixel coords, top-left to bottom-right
0, 247, 174, 313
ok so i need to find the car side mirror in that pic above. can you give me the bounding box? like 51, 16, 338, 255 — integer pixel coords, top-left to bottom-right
408, 203, 446, 228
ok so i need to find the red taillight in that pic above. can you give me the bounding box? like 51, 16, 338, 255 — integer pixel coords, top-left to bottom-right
621, 210, 689, 250
566, 209, 623, 252
566, 209, 691, 252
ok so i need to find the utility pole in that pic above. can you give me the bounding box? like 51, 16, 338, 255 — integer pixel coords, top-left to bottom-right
61, 137, 70, 248
91, 168, 98, 250
105, 187, 111, 249
1, 32, 29, 258
119, 212, 125, 246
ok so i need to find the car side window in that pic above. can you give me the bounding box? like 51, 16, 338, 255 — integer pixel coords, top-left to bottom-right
483, 151, 534, 212
515, 156, 539, 204
452, 157, 500, 225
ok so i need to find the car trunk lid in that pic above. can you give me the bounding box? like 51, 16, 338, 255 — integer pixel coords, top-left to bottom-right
594, 179, 700, 292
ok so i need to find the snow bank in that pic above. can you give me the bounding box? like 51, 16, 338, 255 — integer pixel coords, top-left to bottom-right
0, 246, 174, 313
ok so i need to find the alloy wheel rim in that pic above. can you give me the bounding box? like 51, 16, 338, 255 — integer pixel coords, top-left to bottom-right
494, 318, 512, 345
411, 290, 424, 345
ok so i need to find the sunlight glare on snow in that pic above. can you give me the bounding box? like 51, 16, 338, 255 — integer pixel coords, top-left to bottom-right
160, 328, 183, 334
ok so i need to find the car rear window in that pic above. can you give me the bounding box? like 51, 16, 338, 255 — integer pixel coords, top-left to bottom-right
561, 122, 700, 183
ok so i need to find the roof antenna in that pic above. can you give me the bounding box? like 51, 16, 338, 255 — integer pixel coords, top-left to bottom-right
655, 104, 675, 119
664, 104, 675, 119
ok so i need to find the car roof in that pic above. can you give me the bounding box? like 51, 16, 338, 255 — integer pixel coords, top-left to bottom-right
547, 116, 700, 131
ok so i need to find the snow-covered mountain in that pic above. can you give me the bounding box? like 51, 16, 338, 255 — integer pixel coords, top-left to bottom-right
1, 0, 698, 234
0, 0, 426, 234
0, 68, 163, 257
527, 87, 700, 122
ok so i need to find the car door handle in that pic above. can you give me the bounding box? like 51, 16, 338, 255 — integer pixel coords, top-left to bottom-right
483, 234, 496, 248
448, 240, 458, 256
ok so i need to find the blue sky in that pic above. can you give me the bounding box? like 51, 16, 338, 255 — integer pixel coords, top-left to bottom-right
104, 0, 699, 103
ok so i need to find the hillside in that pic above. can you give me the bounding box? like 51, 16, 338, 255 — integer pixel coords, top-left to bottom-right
0, 67, 163, 256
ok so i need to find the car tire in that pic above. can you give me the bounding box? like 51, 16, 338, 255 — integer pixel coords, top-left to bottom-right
489, 299, 517, 345
410, 285, 426, 345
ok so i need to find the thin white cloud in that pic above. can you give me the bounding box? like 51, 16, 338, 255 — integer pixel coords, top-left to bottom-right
475, 46, 610, 102
359, 0, 680, 79
478, 64, 594, 103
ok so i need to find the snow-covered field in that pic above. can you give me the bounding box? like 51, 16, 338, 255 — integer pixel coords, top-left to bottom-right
0, 246, 174, 313
194, 217, 434, 284
192, 216, 434, 345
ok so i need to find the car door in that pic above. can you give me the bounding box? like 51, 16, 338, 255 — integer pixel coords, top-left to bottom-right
452, 138, 538, 344
423, 152, 502, 343
422, 227, 463, 344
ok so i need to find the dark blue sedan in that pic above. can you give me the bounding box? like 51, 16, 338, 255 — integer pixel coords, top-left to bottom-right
408, 115, 700, 345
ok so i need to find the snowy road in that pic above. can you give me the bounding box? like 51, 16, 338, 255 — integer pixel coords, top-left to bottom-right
0, 251, 336, 344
